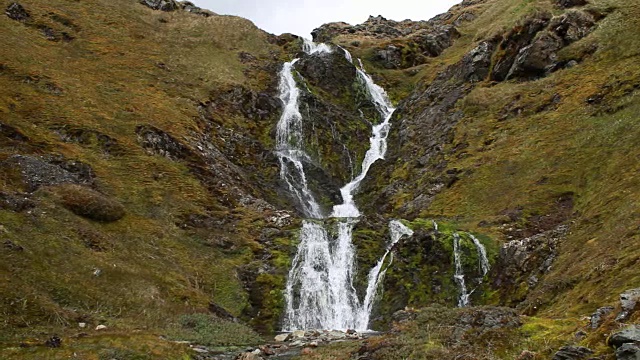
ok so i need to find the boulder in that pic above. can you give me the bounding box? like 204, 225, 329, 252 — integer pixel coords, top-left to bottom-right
291, 330, 305, 338
491, 12, 551, 81
327, 330, 346, 340
608, 325, 640, 348
5, 2, 29, 21
617, 289, 640, 322
615, 343, 640, 360
236, 353, 263, 360
552, 346, 594, 360
506, 33, 563, 80
274, 333, 289, 342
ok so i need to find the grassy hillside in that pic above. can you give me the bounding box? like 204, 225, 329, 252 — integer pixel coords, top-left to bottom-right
0, 0, 299, 357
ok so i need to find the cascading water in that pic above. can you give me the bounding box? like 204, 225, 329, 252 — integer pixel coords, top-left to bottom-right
358, 221, 414, 327
452, 233, 470, 308
468, 233, 490, 277
275, 59, 323, 219
281, 40, 410, 331
303, 38, 333, 55
452, 233, 490, 308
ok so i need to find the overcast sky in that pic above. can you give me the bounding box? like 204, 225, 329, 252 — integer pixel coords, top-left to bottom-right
191, 0, 461, 38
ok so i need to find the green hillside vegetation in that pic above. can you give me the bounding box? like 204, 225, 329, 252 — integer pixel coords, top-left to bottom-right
0, 0, 296, 357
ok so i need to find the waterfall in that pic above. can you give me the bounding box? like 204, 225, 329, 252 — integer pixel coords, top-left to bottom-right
358, 221, 414, 327
331, 51, 395, 218
468, 233, 490, 277
275, 59, 323, 219
303, 38, 333, 55
280, 41, 409, 331
451, 232, 490, 308
453, 233, 470, 308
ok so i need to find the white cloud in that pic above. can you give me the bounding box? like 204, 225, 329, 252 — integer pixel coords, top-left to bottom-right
191, 0, 461, 37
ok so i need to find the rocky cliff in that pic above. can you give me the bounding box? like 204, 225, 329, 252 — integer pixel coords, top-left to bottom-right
1, 0, 640, 358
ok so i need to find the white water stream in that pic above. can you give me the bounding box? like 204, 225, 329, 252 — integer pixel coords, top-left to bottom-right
280, 41, 411, 331
452, 232, 491, 308
452, 233, 470, 308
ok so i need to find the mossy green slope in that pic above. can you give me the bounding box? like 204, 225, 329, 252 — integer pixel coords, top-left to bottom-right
0, 0, 296, 357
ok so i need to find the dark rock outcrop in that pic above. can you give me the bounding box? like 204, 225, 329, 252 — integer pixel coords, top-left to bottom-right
493, 10, 598, 81
615, 343, 640, 360
52, 126, 126, 156
608, 325, 640, 348
1, 155, 95, 192
590, 306, 614, 329
0, 192, 35, 212
313, 16, 460, 69
181, 1, 214, 17
296, 50, 357, 99
139, 0, 180, 12
5, 2, 29, 21
139, 0, 214, 16
552, 346, 594, 360
492, 225, 569, 306
371, 25, 460, 69
556, 0, 588, 9
491, 12, 552, 81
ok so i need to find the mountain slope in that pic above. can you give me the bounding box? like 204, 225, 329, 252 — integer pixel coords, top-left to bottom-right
1, 0, 640, 358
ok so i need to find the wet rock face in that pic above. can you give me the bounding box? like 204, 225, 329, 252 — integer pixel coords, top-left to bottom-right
5, 2, 29, 21
201, 86, 280, 123
296, 50, 357, 99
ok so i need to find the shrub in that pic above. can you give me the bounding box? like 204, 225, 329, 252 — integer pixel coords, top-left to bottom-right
169, 313, 261, 347
53, 184, 125, 222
